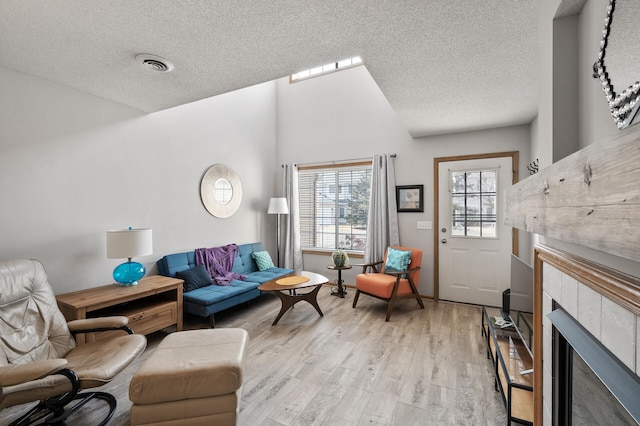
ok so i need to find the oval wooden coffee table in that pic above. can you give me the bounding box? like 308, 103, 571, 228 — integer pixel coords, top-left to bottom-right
258, 271, 328, 326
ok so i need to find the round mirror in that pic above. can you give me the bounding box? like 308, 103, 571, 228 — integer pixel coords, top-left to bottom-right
200, 165, 242, 218
214, 178, 233, 204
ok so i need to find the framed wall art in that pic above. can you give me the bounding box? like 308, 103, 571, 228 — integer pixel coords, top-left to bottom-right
396, 184, 424, 212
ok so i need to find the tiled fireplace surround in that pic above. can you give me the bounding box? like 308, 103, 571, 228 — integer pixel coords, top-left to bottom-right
537, 245, 640, 425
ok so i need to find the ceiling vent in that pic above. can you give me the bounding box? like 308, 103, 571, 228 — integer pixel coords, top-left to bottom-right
135, 54, 174, 72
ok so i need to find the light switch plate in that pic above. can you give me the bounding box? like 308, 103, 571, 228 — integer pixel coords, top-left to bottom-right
417, 221, 432, 230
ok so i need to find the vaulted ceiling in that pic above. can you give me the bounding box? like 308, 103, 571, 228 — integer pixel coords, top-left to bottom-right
0, 1, 538, 137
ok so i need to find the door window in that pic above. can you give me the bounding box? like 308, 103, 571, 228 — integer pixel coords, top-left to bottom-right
451, 169, 497, 238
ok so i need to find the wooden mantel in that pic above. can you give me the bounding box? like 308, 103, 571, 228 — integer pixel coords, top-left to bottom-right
504, 125, 640, 263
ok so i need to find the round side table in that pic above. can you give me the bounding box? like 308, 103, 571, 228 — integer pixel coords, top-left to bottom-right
326, 264, 352, 298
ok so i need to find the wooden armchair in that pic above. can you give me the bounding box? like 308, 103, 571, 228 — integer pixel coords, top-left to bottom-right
352, 246, 424, 321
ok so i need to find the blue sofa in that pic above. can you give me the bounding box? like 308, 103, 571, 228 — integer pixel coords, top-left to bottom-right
157, 242, 293, 327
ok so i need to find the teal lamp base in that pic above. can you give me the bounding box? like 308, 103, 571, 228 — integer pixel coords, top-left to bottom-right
113, 261, 146, 286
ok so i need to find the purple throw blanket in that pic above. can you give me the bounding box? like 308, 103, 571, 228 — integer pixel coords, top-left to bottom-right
195, 244, 246, 286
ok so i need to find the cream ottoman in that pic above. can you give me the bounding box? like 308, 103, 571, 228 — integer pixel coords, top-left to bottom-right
129, 328, 249, 426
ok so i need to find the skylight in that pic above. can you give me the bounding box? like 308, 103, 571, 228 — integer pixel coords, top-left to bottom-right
290, 56, 363, 82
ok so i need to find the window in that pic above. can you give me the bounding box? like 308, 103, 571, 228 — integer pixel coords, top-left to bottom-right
298, 162, 372, 251
290, 56, 363, 82
451, 169, 497, 237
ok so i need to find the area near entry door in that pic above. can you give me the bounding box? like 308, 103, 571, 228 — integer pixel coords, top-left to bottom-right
437, 156, 513, 306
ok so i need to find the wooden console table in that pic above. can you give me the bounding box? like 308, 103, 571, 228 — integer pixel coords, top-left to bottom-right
56, 275, 183, 344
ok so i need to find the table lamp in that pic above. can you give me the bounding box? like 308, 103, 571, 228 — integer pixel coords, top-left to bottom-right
106, 228, 153, 286
267, 197, 289, 267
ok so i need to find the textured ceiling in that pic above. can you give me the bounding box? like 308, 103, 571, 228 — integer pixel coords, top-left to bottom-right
0, 1, 538, 138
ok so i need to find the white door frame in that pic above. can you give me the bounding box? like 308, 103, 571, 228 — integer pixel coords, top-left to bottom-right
433, 151, 519, 302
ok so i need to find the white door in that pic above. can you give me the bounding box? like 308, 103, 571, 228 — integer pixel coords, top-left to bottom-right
438, 157, 512, 306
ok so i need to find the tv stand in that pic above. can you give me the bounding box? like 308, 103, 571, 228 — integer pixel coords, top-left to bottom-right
481, 306, 533, 425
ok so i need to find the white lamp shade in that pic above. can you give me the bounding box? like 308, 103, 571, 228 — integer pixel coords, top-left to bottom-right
106, 228, 153, 259
267, 197, 289, 215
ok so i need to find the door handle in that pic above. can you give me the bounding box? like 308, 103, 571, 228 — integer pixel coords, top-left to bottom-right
441, 238, 447, 244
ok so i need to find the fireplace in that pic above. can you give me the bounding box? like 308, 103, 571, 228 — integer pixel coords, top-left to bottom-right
533, 245, 640, 425
549, 306, 640, 425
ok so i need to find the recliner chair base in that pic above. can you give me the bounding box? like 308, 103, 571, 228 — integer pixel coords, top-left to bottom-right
10, 391, 116, 426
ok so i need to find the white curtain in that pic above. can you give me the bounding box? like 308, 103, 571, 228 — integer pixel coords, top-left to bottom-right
282, 163, 304, 270
364, 154, 399, 263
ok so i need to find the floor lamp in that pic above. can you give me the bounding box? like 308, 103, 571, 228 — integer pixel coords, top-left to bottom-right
268, 197, 289, 267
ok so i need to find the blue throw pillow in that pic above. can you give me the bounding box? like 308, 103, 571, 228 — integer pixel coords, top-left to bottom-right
252, 251, 275, 271
384, 247, 412, 275
176, 265, 213, 292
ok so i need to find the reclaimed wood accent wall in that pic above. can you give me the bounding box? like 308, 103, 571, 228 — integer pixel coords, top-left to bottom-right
504, 125, 640, 262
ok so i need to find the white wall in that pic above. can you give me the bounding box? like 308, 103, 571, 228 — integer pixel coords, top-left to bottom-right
534, 0, 559, 171
553, 14, 580, 161
543, 0, 627, 155
0, 66, 279, 294
578, 0, 620, 148
276, 66, 531, 297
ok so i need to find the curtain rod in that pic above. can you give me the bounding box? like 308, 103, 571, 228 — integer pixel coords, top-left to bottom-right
281, 153, 396, 167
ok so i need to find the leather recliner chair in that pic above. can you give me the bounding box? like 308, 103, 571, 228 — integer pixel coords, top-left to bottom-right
0, 259, 147, 426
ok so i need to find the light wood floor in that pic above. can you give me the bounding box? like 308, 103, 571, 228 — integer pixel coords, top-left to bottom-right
1, 285, 508, 425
